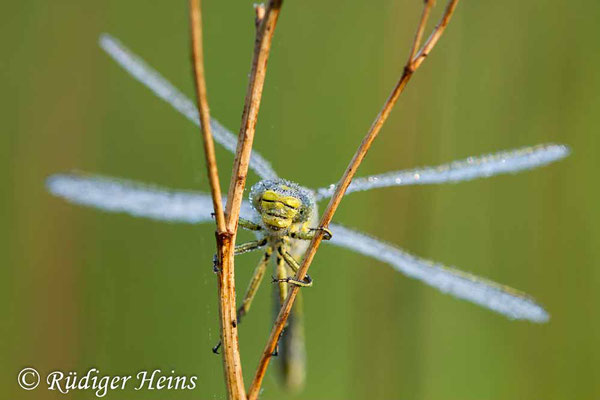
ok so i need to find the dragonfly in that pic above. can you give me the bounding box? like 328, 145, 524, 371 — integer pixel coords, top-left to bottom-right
46, 34, 569, 391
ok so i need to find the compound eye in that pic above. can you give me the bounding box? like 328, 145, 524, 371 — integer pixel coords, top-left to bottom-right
261, 190, 279, 202
282, 197, 301, 209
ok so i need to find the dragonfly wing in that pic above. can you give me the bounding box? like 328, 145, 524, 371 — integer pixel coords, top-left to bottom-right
327, 223, 549, 323
46, 173, 257, 224
316, 144, 569, 200
98, 33, 278, 181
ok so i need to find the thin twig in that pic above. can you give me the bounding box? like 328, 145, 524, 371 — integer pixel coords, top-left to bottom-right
224, 0, 283, 233
189, 1, 245, 399
407, 0, 435, 63
196, 1, 282, 399
412, 0, 460, 70
189, 0, 226, 232
247, 1, 460, 398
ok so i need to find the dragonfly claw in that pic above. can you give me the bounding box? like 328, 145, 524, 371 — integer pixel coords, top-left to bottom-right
310, 227, 332, 240
212, 254, 221, 273
271, 275, 313, 287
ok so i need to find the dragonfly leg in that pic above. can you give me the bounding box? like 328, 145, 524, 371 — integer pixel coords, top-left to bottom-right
212, 254, 220, 273
212, 341, 222, 354
239, 217, 263, 232
271, 329, 284, 357
271, 246, 313, 287
212, 247, 272, 354
273, 250, 289, 303
289, 227, 332, 241
237, 247, 272, 323
212, 238, 266, 274
234, 237, 267, 256
272, 274, 313, 287
309, 227, 332, 240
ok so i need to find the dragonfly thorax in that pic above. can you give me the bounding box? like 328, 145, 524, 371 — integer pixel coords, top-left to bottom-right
250, 179, 316, 234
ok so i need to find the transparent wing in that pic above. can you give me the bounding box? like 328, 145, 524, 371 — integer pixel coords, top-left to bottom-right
327, 223, 549, 323
47, 173, 550, 321
316, 144, 569, 200
46, 173, 256, 223
98, 33, 278, 181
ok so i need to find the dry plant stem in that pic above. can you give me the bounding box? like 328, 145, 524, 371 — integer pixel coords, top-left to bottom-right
190, 1, 282, 398
189, 1, 245, 399
407, 0, 435, 62
224, 0, 283, 233
248, 1, 460, 398
214, 233, 245, 400
412, 0, 460, 70
189, 0, 226, 232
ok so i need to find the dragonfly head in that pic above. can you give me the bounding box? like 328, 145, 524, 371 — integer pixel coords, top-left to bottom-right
250, 179, 315, 232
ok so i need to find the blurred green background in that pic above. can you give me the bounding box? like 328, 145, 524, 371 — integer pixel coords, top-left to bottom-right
3, 1, 599, 399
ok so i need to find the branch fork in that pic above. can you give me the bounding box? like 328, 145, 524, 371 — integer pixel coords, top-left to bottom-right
189, 1, 282, 399
189, 1, 460, 399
